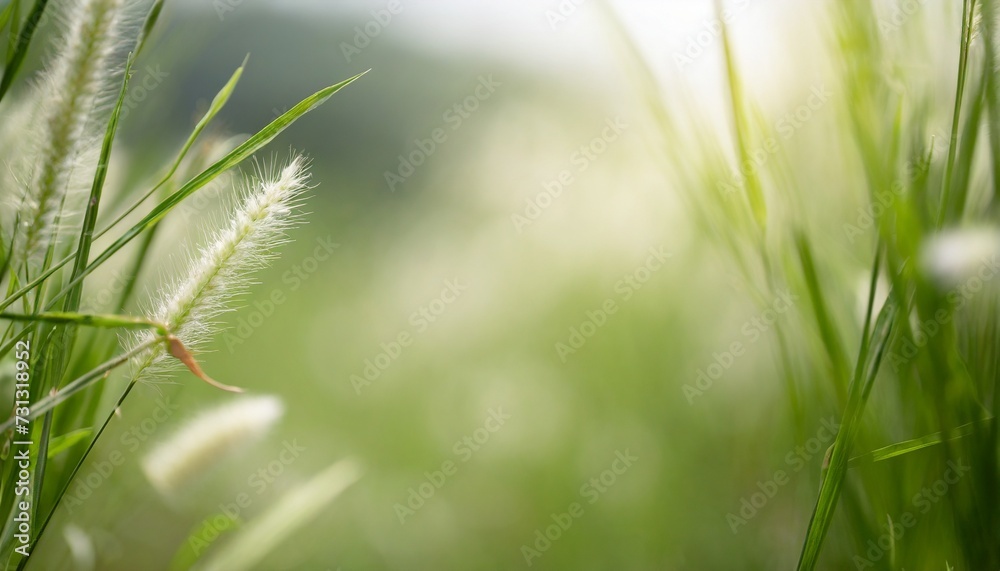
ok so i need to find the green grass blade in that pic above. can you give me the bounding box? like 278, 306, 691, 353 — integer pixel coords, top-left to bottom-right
196, 460, 362, 571
0, 0, 48, 103
0, 338, 157, 433
0, 0, 19, 57
49, 71, 367, 305
716, 0, 766, 232
984, 0, 1000, 206
170, 514, 241, 571
102, 55, 248, 229
28, 409, 52, 535
0, 56, 248, 313
0, 311, 167, 334
849, 419, 988, 465
937, 0, 976, 227
63, 52, 135, 317
23, 378, 142, 564
0, 211, 17, 292
45, 428, 92, 459
134, 0, 163, 57
40, 50, 138, 442
795, 232, 851, 404
946, 72, 986, 221
797, 253, 897, 570
0, 70, 366, 314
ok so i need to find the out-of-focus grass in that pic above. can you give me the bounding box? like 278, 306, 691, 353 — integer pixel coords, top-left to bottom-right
18, 0, 1000, 569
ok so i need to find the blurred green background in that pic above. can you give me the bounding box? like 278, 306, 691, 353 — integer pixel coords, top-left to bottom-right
18, 0, 979, 569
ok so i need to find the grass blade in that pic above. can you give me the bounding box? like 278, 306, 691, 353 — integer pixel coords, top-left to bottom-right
0, 0, 47, 103
103, 55, 248, 227
795, 232, 851, 404
196, 459, 363, 571
797, 251, 896, 570
45, 428, 92, 459
63, 52, 135, 316
51, 72, 367, 303
937, 0, 977, 227
0, 338, 158, 433
715, 0, 766, 231
849, 419, 989, 465
134, 0, 163, 57
0, 0, 19, 56
0, 311, 167, 334
0, 70, 366, 314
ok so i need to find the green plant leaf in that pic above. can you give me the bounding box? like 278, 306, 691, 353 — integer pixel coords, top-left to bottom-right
0, 338, 158, 433
0, 70, 367, 314
102, 55, 249, 231
0, 311, 168, 335
797, 294, 897, 570
795, 232, 850, 405
46, 428, 92, 459
63, 51, 135, 317
196, 460, 363, 571
170, 514, 241, 571
0, 0, 48, 103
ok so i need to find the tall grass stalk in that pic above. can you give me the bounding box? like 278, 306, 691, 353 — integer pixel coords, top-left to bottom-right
0, 1, 363, 567
605, 0, 1000, 567
17, 0, 126, 268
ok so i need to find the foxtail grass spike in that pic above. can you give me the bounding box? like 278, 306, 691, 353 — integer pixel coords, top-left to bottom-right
17, 0, 127, 265
129, 157, 311, 387
141, 395, 284, 494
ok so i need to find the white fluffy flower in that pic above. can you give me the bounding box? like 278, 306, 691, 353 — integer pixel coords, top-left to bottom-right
920, 228, 1000, 289
130, 157, 311, 384
142, 395, 285, 494
19, 0, 129, 263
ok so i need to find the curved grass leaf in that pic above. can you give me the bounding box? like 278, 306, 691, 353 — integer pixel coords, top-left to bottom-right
196, 459, 363, 571
0, 0, 47, 103
45, 428, 92, 459
0, 338, 157, 433
51, 71, 367, 305
0, 70, 367, 314
796, 296, 897, 570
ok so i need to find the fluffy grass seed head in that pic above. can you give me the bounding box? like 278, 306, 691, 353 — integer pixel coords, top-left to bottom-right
920, 227, 1000, 289
141, 395, 285, 495
17, 0, 130, 263
131, 156, 311, 385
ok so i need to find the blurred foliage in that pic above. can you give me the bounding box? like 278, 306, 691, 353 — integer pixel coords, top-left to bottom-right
5, 0, 1000, 569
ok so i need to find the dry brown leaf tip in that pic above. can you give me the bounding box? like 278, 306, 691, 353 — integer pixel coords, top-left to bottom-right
165, 334, 244, 393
